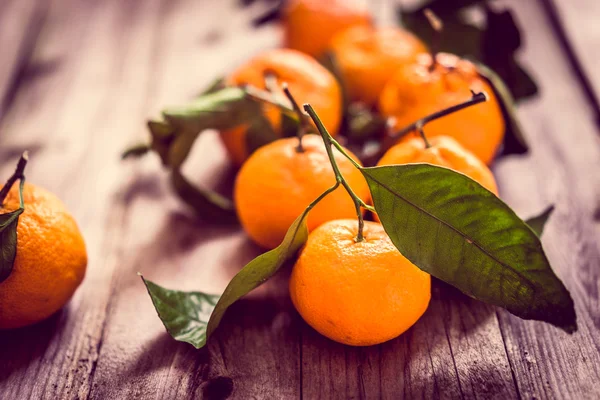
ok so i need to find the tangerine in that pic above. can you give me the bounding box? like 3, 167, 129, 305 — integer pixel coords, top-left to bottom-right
221, 49, 342, 166
329, 26, 427, 105
0, 183, 87, 329
283, 0, 371, 58
378, 135, 498, 195
234, 135, 369, 249
379, 52, 504, 164
289, 219, 431, 346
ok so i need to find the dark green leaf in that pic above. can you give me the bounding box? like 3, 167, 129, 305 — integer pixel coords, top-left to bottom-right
206, 206, 311, 337
148, 119, 175, 140
364, 164, 576, 332
0, 210, 23, 283
525, 205, 554, 237
346, 103, 388, 144
245, 114, 278, 156
141, 276, 220, 349
171, 169, 237, 223
121, 143, 151, 160
163, 87, 262, 133
475, 62, 529, 156
281, 111, 300, 138
0, 179, 24, 283
398, 1, 538, 101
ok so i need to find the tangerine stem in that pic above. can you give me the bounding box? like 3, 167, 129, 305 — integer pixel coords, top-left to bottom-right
0, 152, 28, 206
385, 91, 488, 150
417, 122, 431, 148
304, 103, 366, 242
282, 83, 310, 153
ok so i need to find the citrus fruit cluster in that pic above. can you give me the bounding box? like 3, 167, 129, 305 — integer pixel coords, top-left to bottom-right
129, 1, 516, 347
216, 2, 504, 345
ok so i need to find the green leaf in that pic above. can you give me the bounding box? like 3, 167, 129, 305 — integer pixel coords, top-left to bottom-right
525, 205, 554, 237
245, 114, 278, 156
141, 275, 220, 349
475, 62, 529, 156
143, 205, 312, 349
163, 87, 261, 133
206, 206, 311, 337
281, 111, 300, 138
364, 164, 576, 332
121, 143, 151, 160
170, 169, 237, 223
0, 180, 24, 284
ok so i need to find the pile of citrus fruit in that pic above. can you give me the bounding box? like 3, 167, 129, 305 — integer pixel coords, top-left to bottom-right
232, 1, 502, 345
129, 0, 542, 348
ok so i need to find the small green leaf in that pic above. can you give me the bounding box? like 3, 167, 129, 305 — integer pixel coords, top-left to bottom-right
143, 205, 311, 349
206, 207, 311, 337
163, 87, 261, 133
245, 114, 278, 156
525, 205, 554, 237
141, 276, 220, 349
0, 179, 25, 283
121, 143, 151, 160
171, 169, 237, 223
364, 164, 576, 332
476, 62, 529, 156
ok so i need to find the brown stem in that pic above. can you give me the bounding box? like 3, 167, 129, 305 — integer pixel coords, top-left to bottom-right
282, 83, 310, 153
0, 152, 28, 205
379, 91, 488, 156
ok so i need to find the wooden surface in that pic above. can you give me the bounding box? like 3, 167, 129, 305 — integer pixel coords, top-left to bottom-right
0, 0, 599, 399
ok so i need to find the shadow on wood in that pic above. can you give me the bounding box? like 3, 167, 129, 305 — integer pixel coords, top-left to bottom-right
0, 308, 67, 383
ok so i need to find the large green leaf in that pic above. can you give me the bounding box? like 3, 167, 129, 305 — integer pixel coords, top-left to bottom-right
141, 276, 220, 349
525, 205, 554, 237
0, 179, 24, 284
144, 205, 312, 348
364, 164, 576, 332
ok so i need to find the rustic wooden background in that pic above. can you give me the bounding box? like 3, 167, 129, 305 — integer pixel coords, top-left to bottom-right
0, 0, 599, 399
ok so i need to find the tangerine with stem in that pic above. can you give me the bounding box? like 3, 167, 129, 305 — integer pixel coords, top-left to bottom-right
0, 154, 87, 329
221, 49, 342, 166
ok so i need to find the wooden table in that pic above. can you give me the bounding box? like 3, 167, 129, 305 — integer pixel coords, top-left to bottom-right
1, 0, 599, 398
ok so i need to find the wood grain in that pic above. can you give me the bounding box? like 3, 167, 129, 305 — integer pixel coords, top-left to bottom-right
0, 0, 598, 399
0, 0, 48, 120
541, 0, 600, 125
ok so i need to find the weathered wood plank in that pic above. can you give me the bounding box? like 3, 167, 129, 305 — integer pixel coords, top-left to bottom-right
0, 0, 598, 399
0, 0, 48, 120
541, 0, 600, 125
492, 1, 600, 399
